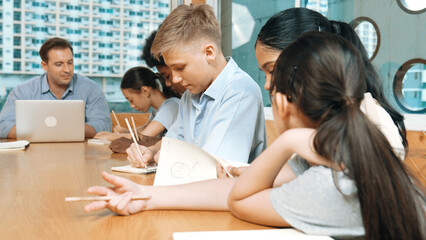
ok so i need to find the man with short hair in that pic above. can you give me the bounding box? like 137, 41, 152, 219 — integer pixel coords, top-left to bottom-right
0, 37, 112, 138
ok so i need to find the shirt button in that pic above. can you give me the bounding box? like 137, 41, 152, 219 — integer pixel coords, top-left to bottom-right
195, 140, 198, 145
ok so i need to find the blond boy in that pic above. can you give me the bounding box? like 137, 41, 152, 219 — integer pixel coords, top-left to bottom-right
127, 4, 265, 165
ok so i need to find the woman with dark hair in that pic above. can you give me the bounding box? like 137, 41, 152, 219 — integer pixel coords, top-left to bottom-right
228, 31, 425, 240
95, 66, 180, 140
218, 7, 407, 178
256, 7, 407, 152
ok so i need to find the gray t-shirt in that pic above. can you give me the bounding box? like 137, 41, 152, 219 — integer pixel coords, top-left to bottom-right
270, 156, 365, 239
148, 97, 180, 134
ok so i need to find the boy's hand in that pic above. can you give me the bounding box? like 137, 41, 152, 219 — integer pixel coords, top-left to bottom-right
126, 143, 154, 168
84, 172, 148, 215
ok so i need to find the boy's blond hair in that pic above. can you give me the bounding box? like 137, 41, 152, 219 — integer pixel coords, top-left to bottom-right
151, 4, 221, 60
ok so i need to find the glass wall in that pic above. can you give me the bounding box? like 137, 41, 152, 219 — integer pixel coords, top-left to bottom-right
230, 0, 425, 115
0, 0, 170, 112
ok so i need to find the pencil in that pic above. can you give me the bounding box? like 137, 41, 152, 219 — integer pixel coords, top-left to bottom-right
65, 195, 151, 202
125, 118, 144, 161
111, 110, 121, 128
131, 116, 139, 141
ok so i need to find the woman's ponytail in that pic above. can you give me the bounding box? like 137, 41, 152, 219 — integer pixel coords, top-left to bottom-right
121, 67, 180, 99
272, 32, 425, 240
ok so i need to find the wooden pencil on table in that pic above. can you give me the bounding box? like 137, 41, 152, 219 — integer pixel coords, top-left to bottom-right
65, 195, 151, 202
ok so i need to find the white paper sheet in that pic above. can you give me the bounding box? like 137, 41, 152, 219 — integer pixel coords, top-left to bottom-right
111, 165, 157, 174
154, 137, 219, 186
173, 229, 332, 240
0, 140, 30, 151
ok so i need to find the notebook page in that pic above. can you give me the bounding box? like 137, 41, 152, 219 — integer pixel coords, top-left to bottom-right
173, 229, 332, 240
154, 137, 218, 186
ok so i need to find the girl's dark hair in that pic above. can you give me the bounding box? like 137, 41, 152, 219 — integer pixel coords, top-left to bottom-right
141, 30, 166, 68
121, 66, 180, 99
271, 31, 425, 240
257, 7, 407, 152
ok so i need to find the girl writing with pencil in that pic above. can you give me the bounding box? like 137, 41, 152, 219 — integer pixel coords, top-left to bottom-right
95, 66, 180, 141
84, 32, 425, 239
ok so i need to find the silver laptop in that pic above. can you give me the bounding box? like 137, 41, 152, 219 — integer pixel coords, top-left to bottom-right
15, 100, 85, 142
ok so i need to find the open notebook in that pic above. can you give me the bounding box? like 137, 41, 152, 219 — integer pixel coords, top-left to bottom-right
173, 229, 332, 240
111, 137, 248, 184
154, 137, 248, 186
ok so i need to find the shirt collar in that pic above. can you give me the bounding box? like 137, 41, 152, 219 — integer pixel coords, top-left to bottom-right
203, 56, 237, 100
41, 73, 75, 96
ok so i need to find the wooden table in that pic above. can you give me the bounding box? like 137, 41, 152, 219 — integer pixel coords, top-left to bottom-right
0, 141, 272, 239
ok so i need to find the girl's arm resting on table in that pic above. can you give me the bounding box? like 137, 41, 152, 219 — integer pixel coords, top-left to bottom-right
113, 125, 129, 133
84, 172, 236, 215
139, 120, 165, 137
136, 122, 149, 132
228, 128, 329, 225
94, 131, 131, 141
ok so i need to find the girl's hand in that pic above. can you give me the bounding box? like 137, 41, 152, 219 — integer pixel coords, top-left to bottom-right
216, 163, 248, 178
94, 131, 122, 141
113, 126, 129, 133
84, 172, 148, 215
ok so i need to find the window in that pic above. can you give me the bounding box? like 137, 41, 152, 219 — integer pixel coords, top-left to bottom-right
13, 37, 20, 46
13, 24, 21, 34
13, 11, 21, 21
397, 0, 426, 14
350, 17, 380, 60
13, 62, 21, 71
393, 59, 426, 113
13, 0, 20, 8
13, 50, 21, 58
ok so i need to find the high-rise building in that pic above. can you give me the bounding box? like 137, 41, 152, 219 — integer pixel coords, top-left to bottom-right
0, 0, 170, 110
305, 0, 328, 16
354, 21, 378, 59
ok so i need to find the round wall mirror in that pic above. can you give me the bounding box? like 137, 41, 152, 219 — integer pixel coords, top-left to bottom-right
350, 17, 380, 61
397, 0, 426, 14
393, 59, 426, 113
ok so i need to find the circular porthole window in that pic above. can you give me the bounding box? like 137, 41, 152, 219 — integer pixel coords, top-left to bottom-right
393, 59, 426, 113
350, 17, 380, 61
397, 0, 426, 14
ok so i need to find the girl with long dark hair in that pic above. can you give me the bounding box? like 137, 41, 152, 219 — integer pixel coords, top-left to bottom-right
228, 31, 425, 240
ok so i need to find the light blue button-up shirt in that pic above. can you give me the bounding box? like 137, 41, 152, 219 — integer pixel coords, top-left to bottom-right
166, 57, 266, 163
0, 73, 112, 138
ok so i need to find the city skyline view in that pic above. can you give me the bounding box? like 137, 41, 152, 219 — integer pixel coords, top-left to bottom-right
1, 0, 170, 111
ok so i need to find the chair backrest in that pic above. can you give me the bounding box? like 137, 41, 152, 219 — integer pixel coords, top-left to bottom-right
110, 112, 150, 129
